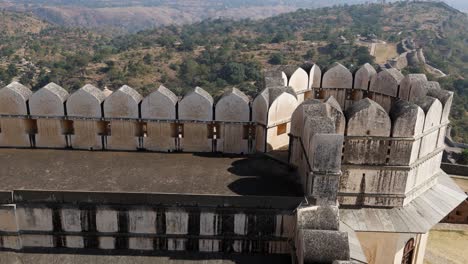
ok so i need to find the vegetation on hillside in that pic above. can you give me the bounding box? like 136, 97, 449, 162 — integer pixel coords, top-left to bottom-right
0, 2, 466, 141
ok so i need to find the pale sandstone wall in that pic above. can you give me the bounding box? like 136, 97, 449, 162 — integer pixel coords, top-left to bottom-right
215, 88, 250, 154
178, 87, 213, 152
67, 84, 106, 150
103, 85, 142, 150
0, 82, 32, 147
29, 83, 69, 148
141, 85, 178, 152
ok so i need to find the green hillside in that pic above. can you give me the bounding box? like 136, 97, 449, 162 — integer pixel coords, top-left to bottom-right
0, 2, 466, 141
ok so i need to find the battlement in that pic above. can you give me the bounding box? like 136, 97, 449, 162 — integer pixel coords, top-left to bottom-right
0, 63, 454, 207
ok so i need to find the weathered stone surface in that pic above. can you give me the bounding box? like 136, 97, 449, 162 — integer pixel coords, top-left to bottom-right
322, 63, 353, 89
354, 63, 376, 90
103, 85, 142, 150
287, 67, 309, 93
310, 133, 343, 173
399, 74, 428, 101
369, 68, 403, 97
297, 230, 350, 264
309, 64, 322, 89
345, 98, 391, 137
426, 81, 453, 123
67, 84, 106, 117
141, 85, 177, 120
96, 208, 118, 233
30, 83, 69, 116
325, 96, 346, 134
179, 87, 213, 121
297, 206, 339, 230
415, 96, 443, 157
0, 82, 31, 115
128, 209, 157, 234
141, 86, 178, 152
103, 85, 142, 118
61, 208, 81, 232
215, 88, 249, 122
390, 100, 425, 137
0, 205, 18, 232
67, 84, 106, 150
16, 207, 53, 231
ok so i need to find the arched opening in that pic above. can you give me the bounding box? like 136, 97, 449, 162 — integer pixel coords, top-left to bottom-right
401, 238, 415, 264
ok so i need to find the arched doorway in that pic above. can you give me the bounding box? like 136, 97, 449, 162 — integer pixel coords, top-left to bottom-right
401, 238, 415, 264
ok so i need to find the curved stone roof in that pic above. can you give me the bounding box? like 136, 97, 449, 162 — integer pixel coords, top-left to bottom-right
322, 62, 353, 89
309, 64, 322, 89
266, 86, 297, 106
42, 83, 70, 102
324, 96, 342, 113
183, 86, 214, 105
4, 82, 32, 100
179, 87, 213, 121
80, 84, 107, 103
141, 85, 178, 120
390, 100, 421, 121
414, 96, 439, 114
345, 98, 391, 137
118, 85, 143, 103
66, 84, 105, 117
370, 68, 404, 97
354, 63, 376, 90
215, 88, 250, 122
426, 81, 452, 105
399, 74, 428, 101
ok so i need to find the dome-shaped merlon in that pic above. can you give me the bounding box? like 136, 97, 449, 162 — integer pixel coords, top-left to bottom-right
29, 83, 69, 116
66, 84, 106, 150
264, 69, 287, 88
289, 99, 323, 168
287, 67, 309, 93
390, 100, 425, 137
178, 87, 214, 152
215, 88, 250, 122
102, 85, 142, 151
345, 98, 391, 137
426, 81, 453, 123
369, 68, 403, 97
103, 85, 142, 119
399, 74, 428, 101
267, 86, 299, 151
28, 82, 69, 148
141, 85, 178, 120
322, 63, 353, 89
387, 100, 425, 165
0, 82, 33, 147
309, 64, 322, 89
354, 63, 377, 90
67, 84, 106, 118
179, 87, 213, 122
215, 88, 251, 154
290, 99, 322, 137
321, 63, 353, 109
324, 96, 346, 135
414, 96, 443, 158
141, 85, 178, 152
0, 82, 32, 115
252, 88, 269, 126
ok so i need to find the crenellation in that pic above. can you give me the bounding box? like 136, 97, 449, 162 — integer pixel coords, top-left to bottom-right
141, 85, 178, 152
399, 74, 428, 102
66, 84, 106, 150
369, 68, 403, 112
29, 83, 69, 148
321, 63, 353, 109
178, 87, 214, 152
103, 85, 142, 150
0, 82, 32, 147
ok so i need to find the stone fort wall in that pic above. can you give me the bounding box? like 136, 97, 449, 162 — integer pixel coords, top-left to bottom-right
0, 62, 453, 209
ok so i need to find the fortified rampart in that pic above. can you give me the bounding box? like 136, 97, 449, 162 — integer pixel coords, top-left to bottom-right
0, 62, 465, 264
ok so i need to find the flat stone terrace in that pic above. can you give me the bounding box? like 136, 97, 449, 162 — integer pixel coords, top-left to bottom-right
0, 149, 302, 198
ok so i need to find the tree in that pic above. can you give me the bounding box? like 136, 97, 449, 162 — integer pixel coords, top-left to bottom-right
268, 53, 284, 65
220, 62, 246, 84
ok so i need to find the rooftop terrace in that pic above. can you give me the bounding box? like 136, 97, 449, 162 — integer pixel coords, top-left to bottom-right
0, 149, 302, 198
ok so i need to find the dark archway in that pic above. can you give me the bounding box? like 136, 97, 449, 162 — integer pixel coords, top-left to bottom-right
401, 238, 415, 264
